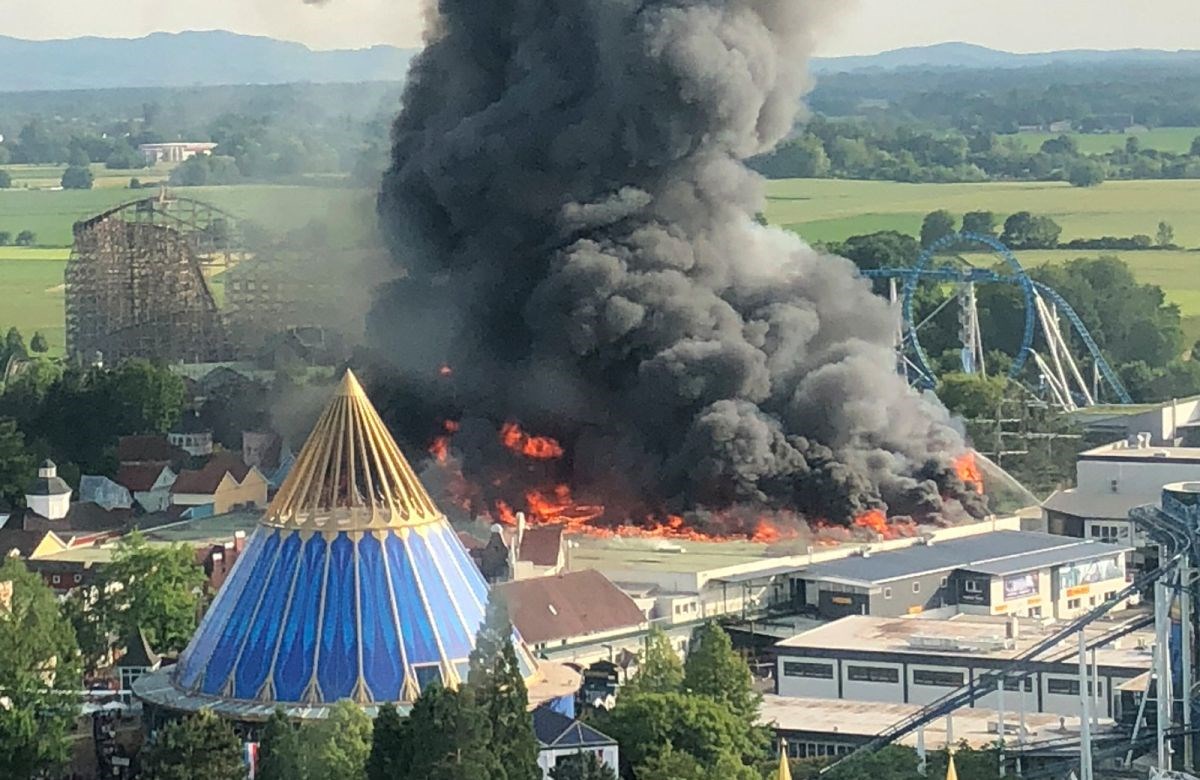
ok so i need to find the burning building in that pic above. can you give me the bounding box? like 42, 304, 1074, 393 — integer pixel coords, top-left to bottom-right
133, 371, 578, 722
65, 194, 242, 365
369, 0, 987, 539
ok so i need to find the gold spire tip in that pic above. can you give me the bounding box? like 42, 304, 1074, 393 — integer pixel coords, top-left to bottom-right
336, 369, 367, 398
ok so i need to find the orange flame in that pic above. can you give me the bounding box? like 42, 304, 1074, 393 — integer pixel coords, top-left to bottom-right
954, 451, 985, 494
500, 422, 565, 460
853, 508, 889, 536
428, 419, 461, 465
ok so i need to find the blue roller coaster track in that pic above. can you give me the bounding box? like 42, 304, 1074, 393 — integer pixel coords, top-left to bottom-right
860, 231, 1133, 405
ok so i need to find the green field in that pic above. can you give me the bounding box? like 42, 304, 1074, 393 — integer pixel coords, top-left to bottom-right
1012, 127, 1200, 155
765, 178, 1200, 349
766, 178, 1200, 247
0, 248, 70, 354
3, 163, 173, 190
0, 184, 377, 247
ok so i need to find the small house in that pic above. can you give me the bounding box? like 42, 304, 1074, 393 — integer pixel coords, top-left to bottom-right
25, 460, 72, 521
115, 464, 177, 513
168, 410, 214, 457
532, 707, 619, 780
171, 453, 267, 515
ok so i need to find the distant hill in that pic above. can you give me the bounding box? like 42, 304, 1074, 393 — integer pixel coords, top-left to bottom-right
6, 33, 1200, 92
813, 42, 1200, 73
0, 30, 415, 92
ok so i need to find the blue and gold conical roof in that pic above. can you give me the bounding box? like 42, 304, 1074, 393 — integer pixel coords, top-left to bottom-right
172, 370, 539, 706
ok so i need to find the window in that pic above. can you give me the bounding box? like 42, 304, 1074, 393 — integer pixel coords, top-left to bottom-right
941, 577, 949, 588
51, 575, 60, 585
1047, 678, 1080, 696
883, 587, 893, 600
1068, 598, 1081, 610
912, 582, 921, 594
783, 661, 834, 679
912, 669, 964, 688
1001, 677, 1034, 692
1028, 606, 1042, 618
964, 580, 982, 594
1105, 591, 1117, 602
847, 665, 899, 684
1046, 672, 1099, 691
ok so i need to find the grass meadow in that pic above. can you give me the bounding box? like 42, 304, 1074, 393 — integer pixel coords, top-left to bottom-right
1011, 127, 1200, 155
765, 178, 1200, 348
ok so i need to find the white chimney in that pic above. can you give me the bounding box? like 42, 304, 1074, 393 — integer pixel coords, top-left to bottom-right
1006, 615, 1020, 640
516, 511, 527, 547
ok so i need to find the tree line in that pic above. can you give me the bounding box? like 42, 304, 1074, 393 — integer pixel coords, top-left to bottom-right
751, 117, 1200, 185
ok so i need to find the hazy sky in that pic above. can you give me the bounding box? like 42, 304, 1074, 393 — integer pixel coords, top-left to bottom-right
2, 0, 1199, 55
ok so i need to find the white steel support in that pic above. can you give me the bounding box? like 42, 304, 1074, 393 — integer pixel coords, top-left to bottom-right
998, 677, 1006, 777
1079, 631, 1094, 780
1184, 557, 1194, 772
917, 725, 927, 777
1159, 578, 1175, 772
1031, 351, 1075, 412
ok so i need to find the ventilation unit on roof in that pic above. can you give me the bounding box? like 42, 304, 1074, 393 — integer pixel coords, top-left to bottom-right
907, 634, 1013, 653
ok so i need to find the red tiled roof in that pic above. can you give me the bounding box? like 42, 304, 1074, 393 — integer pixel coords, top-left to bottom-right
117, 435, 188, 465
115, 464, 171, 493
518, 526, 563, 566
498, 570, 646, 645
171, 453, 252, 495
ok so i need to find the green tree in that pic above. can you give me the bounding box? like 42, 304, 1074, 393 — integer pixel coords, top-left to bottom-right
28, 332, 48, 354
4, 327, 27, 361
0, 418, 35, 508
0, 557, 81, 779
61, 164, 94, 190
14, 230, 35, 246
399, 683, 501, 780
594, 691, 763, 773
141, 710, 246, 780
1157, 221, 1175, 248
1191, 135, 1200, 157
1067, 159, 1106, 187
0, 169, 11, 188
683, 621, 760, 726
258, 708, 309, 780
634, 746, 706, 780
550, 752, 619, 780
1039, 134, 1078, 155
365, 704, 408, 780
937, 373, 1009, 419
105, 142, 146, 170
832, 231, 920, 271
0, 231, 10, 245
309, 700, 373, 780
467, 595, 539, 780
919, 210, 957, 249
960, 211, 998, 237
107, 359, 187, 434
623, 625, 684, 695
101, 531, 205, 654
62, 587, 110, 674
67, 146, 90, 167
1000, 212, 1061, 249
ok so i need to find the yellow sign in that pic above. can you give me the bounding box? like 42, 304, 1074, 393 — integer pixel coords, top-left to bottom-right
908, 605, 924, 615
993, 604, 1008, 614
1066, 585, 1091, 598
831, 596, 852, 605
1026, 596, 1041, 606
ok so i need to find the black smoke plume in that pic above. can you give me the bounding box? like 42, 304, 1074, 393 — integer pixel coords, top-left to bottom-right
372, 0, 987, 525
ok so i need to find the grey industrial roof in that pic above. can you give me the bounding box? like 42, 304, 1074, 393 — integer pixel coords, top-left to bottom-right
1041, 489, 1159, 520
797, 531, 1095, 586
962, 541, 1131, 577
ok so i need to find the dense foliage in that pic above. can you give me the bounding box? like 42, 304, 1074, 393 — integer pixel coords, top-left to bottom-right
0, 557, 81, 779
140, 710, 246, 780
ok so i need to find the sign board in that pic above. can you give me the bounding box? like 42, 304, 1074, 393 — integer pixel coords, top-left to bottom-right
1066, 585, 1091, 599
1003, 573, 1038, 600
1058, 557, 1122, 592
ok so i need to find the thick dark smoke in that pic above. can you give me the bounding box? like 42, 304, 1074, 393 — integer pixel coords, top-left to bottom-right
372, 0, 987, 524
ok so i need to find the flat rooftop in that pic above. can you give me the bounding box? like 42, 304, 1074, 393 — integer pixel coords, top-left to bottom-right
36, 511, 261, 564
760, 695, 1111, 749
776, 614, 1154, 671
797, 531, 1124, 587
1080, 441, 1200, 464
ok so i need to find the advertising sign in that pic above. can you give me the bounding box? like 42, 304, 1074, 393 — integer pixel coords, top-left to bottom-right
1058, 557, 1123, 592
1003, 573, 1038, 600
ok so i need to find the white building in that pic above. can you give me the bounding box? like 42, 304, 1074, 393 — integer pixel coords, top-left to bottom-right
1071, 395, 1200, 448
138, 142, 218, 165
1043, 436, 1200, 559
25, 460, 72, 521
532, 709, 619, 780
772, 613, 1153, 720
